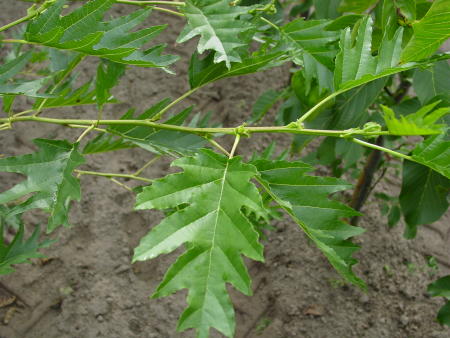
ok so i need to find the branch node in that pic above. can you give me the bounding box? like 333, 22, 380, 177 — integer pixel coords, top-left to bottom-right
234, 123, 250, 137
286, 121, 304, 129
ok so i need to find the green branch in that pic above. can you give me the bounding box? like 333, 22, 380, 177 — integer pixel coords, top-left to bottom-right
1, 115, 392, 137
0, 0, 57, 33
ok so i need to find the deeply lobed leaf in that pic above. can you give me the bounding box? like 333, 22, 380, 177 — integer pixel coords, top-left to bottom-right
178, 0, 256, 68
0, 223, 53, 275
134, 149, 267, 337
24, 0, 178, 70
401, 0, 450, 63
0, 139, 85, 232
253, 159, 366, 288
382, 101, 450, 136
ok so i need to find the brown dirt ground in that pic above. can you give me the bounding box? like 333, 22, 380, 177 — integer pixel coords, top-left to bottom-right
0, 2, 449, 338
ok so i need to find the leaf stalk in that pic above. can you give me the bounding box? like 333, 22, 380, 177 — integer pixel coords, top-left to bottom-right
350, 138, 413, 162
75, 170, 153, 183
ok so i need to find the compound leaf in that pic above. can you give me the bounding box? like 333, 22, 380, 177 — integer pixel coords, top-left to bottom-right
178, 0, 255, 68
25, 0, 178, 70
134, 149, 266, 338
400, 160, 450, 238
0, 139, 85, 232
253, 160, 365, 289
0, 223, 52, 275
401, 0, 450, 63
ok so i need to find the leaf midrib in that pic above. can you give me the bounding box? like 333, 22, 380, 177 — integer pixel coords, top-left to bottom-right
202, 160, 229, 327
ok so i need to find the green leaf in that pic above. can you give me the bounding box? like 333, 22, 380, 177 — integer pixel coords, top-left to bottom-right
437, 302, 450, 326
313, 0, 340, 19
382, 101, 450, 135
428, 275, 450, 299
401, 0, 450, 63
188, 50, 286, 89
25, 0, 178, 70
96, 60, 125, 110
329, 15, 450, 95
281, 18, 340, 70
0, 205, 23, 230
0, 52, 32, 83
339, 0, 379, 13
0, 52, 51, 98
253, 160, 366, 288
0, 224, 52, 275
411, 133, 450, 179
0, 139, 85, 232
0, 78, 51, 98
394, 0, 416, 21
134, 149, 266, 338
325, 14, 364, 30
334, 16, 403, 88
33, 81, 101, 110
82, 134, 135, 155
428, 275, 450, 326
400, 160, 450, 238
248, 89, 284, 124
413, 60, 450, 105
178, 0, 255, 68
108, 101, 207, 156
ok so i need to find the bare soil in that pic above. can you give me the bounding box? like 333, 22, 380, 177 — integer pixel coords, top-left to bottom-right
0, 2, 449, 338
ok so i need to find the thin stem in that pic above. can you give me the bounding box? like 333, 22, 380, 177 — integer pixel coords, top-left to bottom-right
67, 124, 108, 134
117, 0, 185, 6
75, 170, 153, 183
260, 17, 280, 31
229, 134, 241, 158
0, 1, 48, 34
0, 115, 393, 138
152, 6, 185, 17
207, 138, 230, 156
297, 91, 340, 124
34, 54, 86, 116
351, 138, 413, 162
76, 125, 95, 143
151, 88, 199, 121
1, 39, 38, 45
134, 156, 161, 176
110, 178, 133, 192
